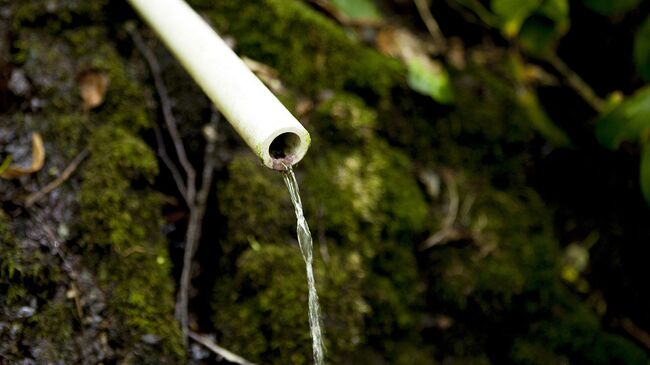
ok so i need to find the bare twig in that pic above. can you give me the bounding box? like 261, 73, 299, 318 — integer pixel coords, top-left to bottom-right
449, 0, 500, 28
545, 53, 605, 112
152, 122, 189, 204
130, 25, 221, 347
129, 26, 197, 203
175, 115, 220, 344
413, 0, 447, 52
25, 149, 89, 207
618, 318, 650, 350
420, 171, 460, 249
188, 331, 256, 365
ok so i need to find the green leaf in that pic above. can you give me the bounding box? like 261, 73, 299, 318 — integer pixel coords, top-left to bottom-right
537, 0, 569, 22
406, 58, 454, 105
634, 16, 650, 82
330, 0, 382, 22
0, 155, 12, 175
582, 0, 643, 15
596, 86, 650, 149
491, 0, 543, 37
518, 89, 572, 147
640, 143, 650, 205
518, 0, 570, 56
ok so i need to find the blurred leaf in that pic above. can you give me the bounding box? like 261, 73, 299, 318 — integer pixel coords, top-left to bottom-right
330, 0, 382, 22
491, 0, 542, 37
640, 143, 650, 205
0, 133, 45, 179
517, 89, 572, 146
376, 26, 429, 59
596, 86, 650, 150
582, 0, 643, 15
0, 155, 12, 175
537, 0, 569, 23
519, 18, 560, 56
634, 16, 650, 82
407, 58, 454, 104
508, 51, 571, 146
519, 0, 570, 56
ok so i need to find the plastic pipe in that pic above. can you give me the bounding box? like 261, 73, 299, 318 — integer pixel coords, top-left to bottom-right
127, 0, 310, 170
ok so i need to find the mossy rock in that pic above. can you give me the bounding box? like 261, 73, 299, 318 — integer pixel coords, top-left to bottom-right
190, 0, 403, 99
302, 141, 428, 250
212, 244, 367, 364
425, 183, 559, 316
217, 153, 294, 252
309, 93, 378, 147
4, 4, 184, 361
512, 306, 649, 364
77, 123, 183, 363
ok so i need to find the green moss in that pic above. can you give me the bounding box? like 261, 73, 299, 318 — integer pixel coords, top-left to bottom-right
217, 154, 294, 252
0, 210, 72, 361
13, 0, 109, 32
309, 93, 377, 146
191, 0, 403, 98
78, 123, 182, 364
213, 244, 367, 364
303, 97, 428, 251
13, 25, 149, 159
23, 301, 78, 361
513, 306, 648, 364
10, 9, 183, 361
425, 182, 559, 316
434, 63, 538, 187
0, 212, 21, 284
80, 125, 158, 251
0, 211, 62, 303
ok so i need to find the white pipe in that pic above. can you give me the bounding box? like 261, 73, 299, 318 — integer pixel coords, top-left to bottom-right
127, 0, 310, 170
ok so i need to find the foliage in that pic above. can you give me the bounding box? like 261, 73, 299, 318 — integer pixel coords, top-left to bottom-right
203, 1, 647, 363
596, 87, 650, 204
330, 0, 382, 22
491, 0, 569, 56
582, 0, 644, 15
407, 58, 455, 104
596, 87, 650, 150
635, 16, 650, 82
3, 0, 650, 364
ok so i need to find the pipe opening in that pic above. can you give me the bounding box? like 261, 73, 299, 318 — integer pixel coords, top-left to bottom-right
269, 132, 301, 160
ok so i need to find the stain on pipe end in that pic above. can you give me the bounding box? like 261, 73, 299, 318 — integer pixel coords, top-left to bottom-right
269, 132, 302, 170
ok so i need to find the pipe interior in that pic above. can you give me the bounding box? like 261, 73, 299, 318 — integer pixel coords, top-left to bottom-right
269, 132, 301, 159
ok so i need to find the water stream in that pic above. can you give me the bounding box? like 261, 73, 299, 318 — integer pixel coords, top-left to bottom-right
282, 166, 325, 365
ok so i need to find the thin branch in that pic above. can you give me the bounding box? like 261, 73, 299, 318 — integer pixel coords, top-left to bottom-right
153, 122, 189, 204
129, 26, 197, 203
619, 318, 650, 350
188, 331, 256, 365
176, 116, 219, 345
420, 171, 460, 249
450, 0, 500, 28
546, 53, 605, 112
413, 0, 448, 51
25, 149, 89, 207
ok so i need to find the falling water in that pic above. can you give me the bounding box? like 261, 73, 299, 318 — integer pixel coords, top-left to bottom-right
282, 166, 325, 365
